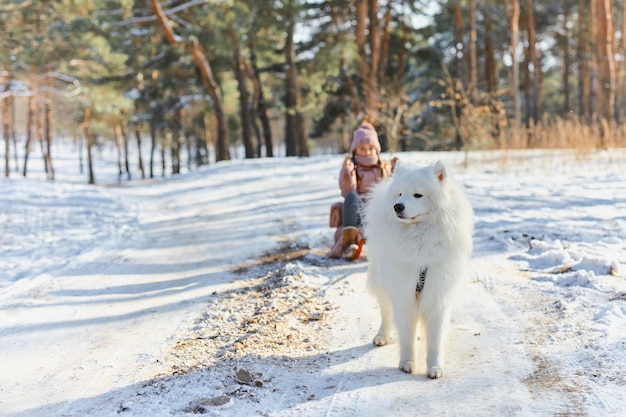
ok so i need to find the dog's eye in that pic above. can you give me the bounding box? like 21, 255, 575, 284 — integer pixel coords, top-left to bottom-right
413, 193, 423, 198
398, 193, 402, 197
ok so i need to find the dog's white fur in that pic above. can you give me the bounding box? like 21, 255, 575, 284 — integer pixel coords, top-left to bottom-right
364, 160, 473, 378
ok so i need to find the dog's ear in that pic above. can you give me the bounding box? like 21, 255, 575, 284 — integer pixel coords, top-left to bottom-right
433, 160, 447, 184
393, 159, 403, 175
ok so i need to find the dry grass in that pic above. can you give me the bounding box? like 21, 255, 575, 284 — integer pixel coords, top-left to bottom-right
454, 113, 626, 173
485, 116, 626, 152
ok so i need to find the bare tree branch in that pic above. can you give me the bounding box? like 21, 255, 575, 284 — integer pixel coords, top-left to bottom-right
149, 0, 230, 161
0, 1, 33, 12
115, 0, 206, 27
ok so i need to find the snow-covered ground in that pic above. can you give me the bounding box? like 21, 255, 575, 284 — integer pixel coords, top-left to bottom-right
1, 142, 626, 416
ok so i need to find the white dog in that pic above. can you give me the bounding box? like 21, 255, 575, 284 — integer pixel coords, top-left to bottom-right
363, 160, 473, 379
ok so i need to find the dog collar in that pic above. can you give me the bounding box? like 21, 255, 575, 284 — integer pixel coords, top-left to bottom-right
416, 267, 428, 293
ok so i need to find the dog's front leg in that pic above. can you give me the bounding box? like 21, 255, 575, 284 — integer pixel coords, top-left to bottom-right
425, 307, 450, 379
373, 295, 394, 346
393, 300, 419, 374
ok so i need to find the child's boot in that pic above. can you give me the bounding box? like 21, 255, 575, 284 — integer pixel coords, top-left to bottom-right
341, 226, 359, 260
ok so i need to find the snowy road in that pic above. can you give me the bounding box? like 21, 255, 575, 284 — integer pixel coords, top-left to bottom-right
1, 149, 625, 416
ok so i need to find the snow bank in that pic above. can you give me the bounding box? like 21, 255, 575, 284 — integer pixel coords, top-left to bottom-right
1, 147, 626, 416
511, 238, 623, 289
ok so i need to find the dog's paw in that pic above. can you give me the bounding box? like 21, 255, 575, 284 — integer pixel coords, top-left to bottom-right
399, 360, 417, 374
428, 366, 444, 379
373, 334, 391, 346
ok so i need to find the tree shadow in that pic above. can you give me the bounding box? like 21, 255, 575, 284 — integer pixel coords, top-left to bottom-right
5, 342, 425, 417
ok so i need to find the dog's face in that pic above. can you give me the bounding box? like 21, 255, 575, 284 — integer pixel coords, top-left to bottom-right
388, 161, 447, 224
392, 189, 430, 224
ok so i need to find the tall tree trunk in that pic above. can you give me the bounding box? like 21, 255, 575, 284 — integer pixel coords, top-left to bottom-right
115, 123, 124, 180
595, 0, 616, 122
203, 114, 212, 163
453, 80, 464, 150
84, 105, 95, 185
149, 117, 157, 178
2, 60, 9, 178
331, 6, 360, 118
395, 19, 409, 91
619, 0, 626, 123
248, 40, 273, 157
134, 123, 146, 179
36, 102, 48, 175
132, 77, 146, 178
507, 0, 522, 129
452, 4, 465, 149
172, 108, 182, 174
469, 0, 478, 100
234, 46, 255, 158
485, 16, 501, 142
367, 0, 380, 116
453, 4, 467, 82
76, 125, 84, 174
523, 29, 531, 129
150, 0, 230, 161
43, 102, 54, 179
356, 0, 381, 120
341, 57, 360, 117
284, 15, 307, 156
160, 128, 166, 177
562, 0, 571, 114
121, 117, 131, 179
285, 17, 297, 157
589, 0, 598, 120
182, 108, 192, 170
615, 0, 626, 123
296, 112, 307, 157
10, 96, 18, 172
577, 0, 589, 119
525, 0, 540, 127
250, 114, 262, 157
485, 19, 497, 95
23, 93, 35, 176
191, 39, 229, 161
43, 72, 54, 180
378, 0, 393, 87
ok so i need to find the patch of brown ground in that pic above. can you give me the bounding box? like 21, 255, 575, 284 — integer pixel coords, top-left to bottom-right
163, 254, 334, 376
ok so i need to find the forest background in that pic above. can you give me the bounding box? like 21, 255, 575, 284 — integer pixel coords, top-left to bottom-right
2, 0, 626, 184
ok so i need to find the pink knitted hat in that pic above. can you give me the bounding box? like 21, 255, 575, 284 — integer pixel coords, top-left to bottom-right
350, 123, 381, 153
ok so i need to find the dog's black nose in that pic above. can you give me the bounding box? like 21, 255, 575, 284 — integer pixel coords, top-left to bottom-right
394, 203, 404, 213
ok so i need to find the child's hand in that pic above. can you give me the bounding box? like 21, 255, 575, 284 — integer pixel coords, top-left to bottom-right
343, 155, 354, 172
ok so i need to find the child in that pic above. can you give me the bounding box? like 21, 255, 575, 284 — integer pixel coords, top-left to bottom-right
328, 122, 396, 260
